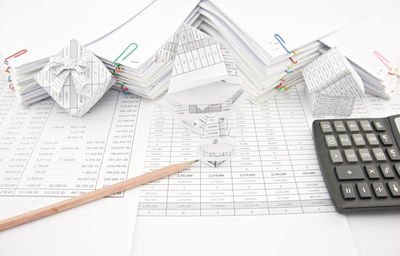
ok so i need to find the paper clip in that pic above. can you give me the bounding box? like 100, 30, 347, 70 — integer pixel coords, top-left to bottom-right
120, 82, 129, 94
4, 67, 10, 73
8, 83, 15, 91
8, 76, 12, 82
4, 49, 27, 65
373, 51, 400, 77
373, 51, 391, 70
113, 43, 138, 65
274, 34, 298, 56
289, 57, 298, 64
274, 34, 291, 54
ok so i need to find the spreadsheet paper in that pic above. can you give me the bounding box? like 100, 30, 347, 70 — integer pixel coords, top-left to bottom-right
131, 86, 361, 256
0, 80, 145, 256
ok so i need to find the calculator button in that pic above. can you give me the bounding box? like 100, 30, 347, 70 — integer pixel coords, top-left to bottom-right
387, 181, 400, 197
372, 148, 387, 162
335, 166, 364, 180
356, 183, 372, 198
379, 134, 393, 146
358, 149, 372, 162
365, 165, 380, 179
329, 150, 343, 163
333, 121, 346, 132
373, 121, 385, 132
386, 148, 400, 161
338, 134, 352, 147
325, 135, 338, 148
341, 184, 356, 200
352, 134, 365, 146
379, 164, 395, 179
346, 121, 359, 132
360, 120, 373, 132
365, 133, 379, 146
344, 149, 358, 163
394, 164, 400, 177
320, 121, 332, 133
372, 182, 387, 198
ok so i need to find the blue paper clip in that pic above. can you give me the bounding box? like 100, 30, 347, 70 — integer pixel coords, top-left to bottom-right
274, 34, 291, 54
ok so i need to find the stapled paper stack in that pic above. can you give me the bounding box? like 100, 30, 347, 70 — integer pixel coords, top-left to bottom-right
302, 47, 365, 117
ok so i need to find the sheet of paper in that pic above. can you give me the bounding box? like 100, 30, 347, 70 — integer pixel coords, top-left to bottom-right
0, 75, 146, 256
0, 0, 155, 69
320, 6, 400, 83
130, 87, 359, 255
209, 0, 390, 59
88, 0, 201, 70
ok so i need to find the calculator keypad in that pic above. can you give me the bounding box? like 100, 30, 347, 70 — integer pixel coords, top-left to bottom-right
313, 115, 400, 213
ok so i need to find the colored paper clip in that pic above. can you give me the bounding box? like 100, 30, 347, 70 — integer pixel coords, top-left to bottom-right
120, 83, 129, 94
4, 67, 10, 73
8, 76, 12, 82
373, 51, 391, 70
274, 34, 291, 54
289, 57, 298, 64
373, 51, 400, 77
4, 49, 27, 65
389, 68, 400, 77
9, 83, 15, 91
113, 43, 138, 65
274, 34, 298, 56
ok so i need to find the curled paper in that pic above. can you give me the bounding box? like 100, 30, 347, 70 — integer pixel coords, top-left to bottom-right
36, 39, 115, 117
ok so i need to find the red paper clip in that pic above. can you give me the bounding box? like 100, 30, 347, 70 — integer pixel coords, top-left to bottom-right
4, 67, 10, 73
289, 57, 298, 64
4, 49, 27, 65
120, 83, 129, 94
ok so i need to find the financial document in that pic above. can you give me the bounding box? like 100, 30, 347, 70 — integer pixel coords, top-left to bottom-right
139, 88, 333, 216
0, 77, 145, 256
131, 86, 361, 256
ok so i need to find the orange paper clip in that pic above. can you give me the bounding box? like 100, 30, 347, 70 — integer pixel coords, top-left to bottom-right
4, 49, 27, 65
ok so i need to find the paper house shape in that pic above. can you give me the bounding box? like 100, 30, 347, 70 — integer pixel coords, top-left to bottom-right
302, 47, 364, 117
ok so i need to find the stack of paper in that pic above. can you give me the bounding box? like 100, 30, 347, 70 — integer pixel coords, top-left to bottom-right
189, 0, 389, 103
320, 7, 400, 99
0, 0, 156, 105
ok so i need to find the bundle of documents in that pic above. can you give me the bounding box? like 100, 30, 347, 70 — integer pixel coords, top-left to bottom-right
320, 8, 400, 99
0, 0, 158, 105
0, 0, 200, 105
2, 0, 399, 107
189, 0, 394, 102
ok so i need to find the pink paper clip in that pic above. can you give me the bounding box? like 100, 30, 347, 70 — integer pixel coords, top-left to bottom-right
4, 49, 27, 65
373, 50, 392, 70
373, 51, 400, 77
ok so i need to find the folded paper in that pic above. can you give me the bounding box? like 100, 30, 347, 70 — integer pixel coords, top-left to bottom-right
36, 39, 115, 117
302, 47, 364, 117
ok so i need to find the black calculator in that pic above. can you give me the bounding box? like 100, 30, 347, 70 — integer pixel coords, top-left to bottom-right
313, 114, 400, 213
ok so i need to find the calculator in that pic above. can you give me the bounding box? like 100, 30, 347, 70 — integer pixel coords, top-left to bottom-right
313, 114, 400, 213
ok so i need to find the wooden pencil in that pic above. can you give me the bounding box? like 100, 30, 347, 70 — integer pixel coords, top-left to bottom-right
0, 159, 198, 231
